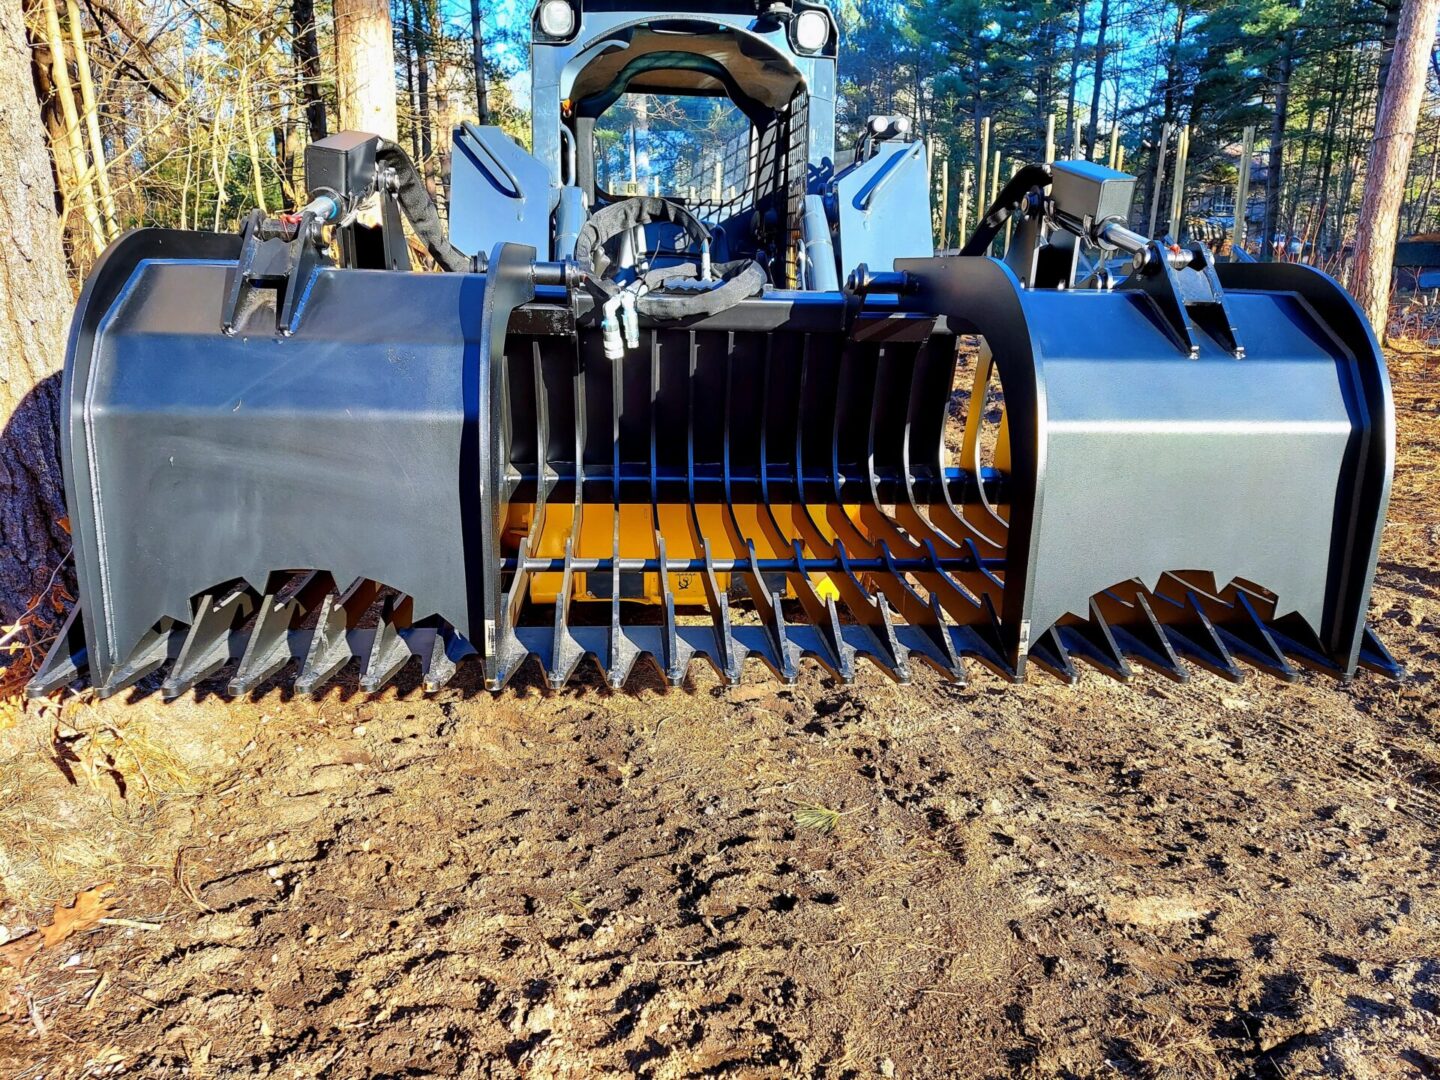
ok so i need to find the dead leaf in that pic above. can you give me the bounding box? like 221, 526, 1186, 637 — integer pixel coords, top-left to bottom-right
57, 515, 71, 535
0, 884, 117, 971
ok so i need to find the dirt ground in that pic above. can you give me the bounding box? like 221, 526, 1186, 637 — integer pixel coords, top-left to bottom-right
1, 346, 1438, 1079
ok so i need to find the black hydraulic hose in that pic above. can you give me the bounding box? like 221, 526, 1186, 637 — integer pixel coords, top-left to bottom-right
958, 163, 1052, 257
375, 138, 473, 272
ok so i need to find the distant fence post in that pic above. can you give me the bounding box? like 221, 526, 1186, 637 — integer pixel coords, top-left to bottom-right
959, 167, 972, 247
1148, 122, 1173, 238
1168, 125, 1190, 240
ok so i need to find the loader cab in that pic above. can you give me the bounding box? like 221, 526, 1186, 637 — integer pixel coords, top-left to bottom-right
450, 0, 839, 283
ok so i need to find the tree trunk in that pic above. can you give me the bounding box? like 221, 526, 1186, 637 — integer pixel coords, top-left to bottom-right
470, 0, 488, 123
401, 5, 419, 159
294, 0, 327, 141
1260, 39, 1293, 260
0, 0, 75, 626
1352, 0, 1440, 333
1085, 0, 1110, 161
411, 0, 431, 166
334, 0, 396, 140
1064, 0, 1086, 154
1314, 46, 1353, 258
1375, 0, 1403, 102
1283, 98, 1318, 243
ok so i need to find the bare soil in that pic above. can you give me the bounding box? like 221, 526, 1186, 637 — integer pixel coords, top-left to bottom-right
1, 348, 1439, 1078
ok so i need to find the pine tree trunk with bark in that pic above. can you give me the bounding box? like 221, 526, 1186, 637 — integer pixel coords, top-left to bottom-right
294, 0, 327, 141
334, 0, 397, 140
1352, 0, 1440, 333
1085, 0, 1110, 161
1260, 39, 1293, 260
0, 0, 75, 625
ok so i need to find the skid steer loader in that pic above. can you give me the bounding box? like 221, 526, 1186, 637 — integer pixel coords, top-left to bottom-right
29, 0, 1401, 699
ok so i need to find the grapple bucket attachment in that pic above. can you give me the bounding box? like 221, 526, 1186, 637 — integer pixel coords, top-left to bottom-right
31, 227, 1398, 698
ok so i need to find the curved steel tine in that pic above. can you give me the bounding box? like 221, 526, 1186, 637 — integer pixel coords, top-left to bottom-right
295, 578, 380, 695
423, 627, 460, 692
922, 337, 1007, 555
1087, 586, 1181, 682
361, 594, 415, 693
957, 340, 1010, 542
1358, 626, 1404, 679
547, 537, 583, 689
740, 540, 798, 682
98, 621, 180, 700
163, 584, 255, 699
28, 602, 88, 697
295, 596, 348, 696
700, 538, 740, 682
691, 328, 736, 682
649, 328, 661, 536
790, 540, 853, 680
605, 533, 638, 688
229, 571, 323, 695
1028, 626, 1078, 684
485, 534, 532, 690
684, 329, 706, 554
1055, 600, 1132, 682
891, 338, 966, 556
795, 331, 838, 549
655, 534, 689, 684
833, 540, 908, 681
530, 339, 553, 548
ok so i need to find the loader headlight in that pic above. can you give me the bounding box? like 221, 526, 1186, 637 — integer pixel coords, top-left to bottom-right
792, 9, 830, 53
537, 0, 575, 39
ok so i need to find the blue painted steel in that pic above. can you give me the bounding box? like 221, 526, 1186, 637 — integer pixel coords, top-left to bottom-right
834, 139, 934, 278
448, 124, 555, 259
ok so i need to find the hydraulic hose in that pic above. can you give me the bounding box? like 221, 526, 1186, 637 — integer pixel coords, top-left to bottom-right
375, 138, 473, 273
959, 164, 1052, 257
576, 196, 766, 319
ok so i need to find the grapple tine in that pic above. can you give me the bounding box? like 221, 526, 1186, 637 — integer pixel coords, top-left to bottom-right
229, 593, 296, 695
422, 628, 461, 692
547, 540, 584, 690
360, 595, 415, 693
788, 540, 854, 681
1151, 588, 1245, 683
1091, 589, 1179, 682
701, 539, 741, 684
295, 579, 379, 696
1358, 626, 1404, 680
163, 587, 255, 700
1263, 615, 1347, 678
98, 623, 178, 700
490, 538, 533, 690
27, 602, 88, 698
881, 543, 961, 677
745, 541, 800, 683
1054, 600, 1133, 682
831, 539, 908, 681
1219, 591, 1299, 682
295, 593, 349, 696
655, 535, 691, 685
1030, 627, 1078, 684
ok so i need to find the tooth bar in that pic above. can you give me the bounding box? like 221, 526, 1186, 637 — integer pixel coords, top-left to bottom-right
25, 577, 1401, 698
